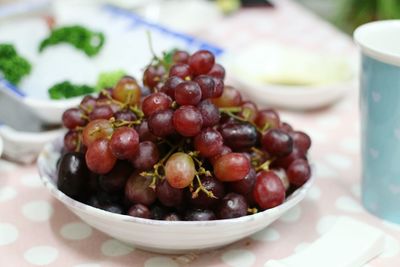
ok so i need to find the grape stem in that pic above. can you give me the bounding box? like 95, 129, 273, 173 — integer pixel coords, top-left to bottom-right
192, 174, 216, 199
219, 107, 269, 134
247, 207, 258, 214
256, 159, 274, 172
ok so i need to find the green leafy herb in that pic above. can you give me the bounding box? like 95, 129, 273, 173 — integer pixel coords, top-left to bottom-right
96, 69, 126, 91
0, 43, 32, 85
39, 25, 105, 57
48, 81, 95, 100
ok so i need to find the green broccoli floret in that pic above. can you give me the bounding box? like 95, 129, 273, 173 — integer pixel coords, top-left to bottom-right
96, 70, 126, 92
48, 81, 95, 100
0, 44, 32, 85
39, 25, 105, 57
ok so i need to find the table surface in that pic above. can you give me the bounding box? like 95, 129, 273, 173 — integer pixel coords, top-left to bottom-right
1, 1, 399, 266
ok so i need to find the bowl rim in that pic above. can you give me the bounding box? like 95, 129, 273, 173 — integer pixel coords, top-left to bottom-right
37, 137, 314, 226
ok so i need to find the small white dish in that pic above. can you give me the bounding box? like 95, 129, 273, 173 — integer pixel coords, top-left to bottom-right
224, 42, 356, 110
38, 137, 314, 254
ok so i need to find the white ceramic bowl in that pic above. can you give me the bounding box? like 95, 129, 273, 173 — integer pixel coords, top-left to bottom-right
38, 137, 314, 254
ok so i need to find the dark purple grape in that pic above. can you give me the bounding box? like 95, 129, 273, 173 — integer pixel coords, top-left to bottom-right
262, 129, 293, 157
197, 99, 220, 127
156, 179, 183, 207
98, 161, 132, 193
169, 63, 192, 79
188, 50, 215, 75
220, 122, 258, 150
114, 110, 137, 121
207, 63, 225, 80
160, 76, 183, 99
57, 152, 89, 201
184, 209, 216, 221
64, 130, 80, 152
128, 204, 151, 218
194, 128, 223, 157
217, 193, 248, 219
271, 146, 306, 169
194, 75, 215, 99
131, 141, 159, 170
143, 64, 165, 89
102, 204, 124, 214
190, 176, 225, 209
62, 108, 87, 129
148, 109, 175, 137
80, 95, 96, 113
89, 105, 114, 121
175, 81, 202, 106
173, 105, 203, 137
229, 168, 256, 195
135, 120, 158, 142
164, 213, 181, 221
125, 173, 156, 206
150, 205, 168, 220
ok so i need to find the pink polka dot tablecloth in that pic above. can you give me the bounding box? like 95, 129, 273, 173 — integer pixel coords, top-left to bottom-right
1, 1, 400, 266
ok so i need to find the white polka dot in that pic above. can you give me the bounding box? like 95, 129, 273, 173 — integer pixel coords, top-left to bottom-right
22, 201, 53, 222
0, 186, 17, 202
0, 159, 17, 172
317, 215, 338, 235
144, 257, 178, 267
315, 162, 336, 178
251, 227, 280, 242
0, 223, 18, 245
340, 138, 359, 153
335, 196, 363, 213
383, 221, 400, 232
324, 153, 352, 170
101, 239, 134, 257
20, 174, 42, 187
60, 222, 92, 240
351, 184, 361, 198
306, 186, 321, 201
381, 235, 400, 258
221, 249, 256, 267
294, 242, 310, 253
74, 264, 101, 267
316, 116, 340, 128
24, 246, 58, 266
279, 205, 302, 223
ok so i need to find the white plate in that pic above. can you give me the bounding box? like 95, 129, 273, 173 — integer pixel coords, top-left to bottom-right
0, 4, 224, 123
224, 42, 356, 110
38, 137, 314, 254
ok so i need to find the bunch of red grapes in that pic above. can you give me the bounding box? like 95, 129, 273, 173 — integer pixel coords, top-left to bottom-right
58, 49, 312, 221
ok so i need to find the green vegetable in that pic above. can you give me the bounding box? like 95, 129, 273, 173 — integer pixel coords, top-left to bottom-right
0, 43, 32, 85
39, 25, 105, 57
48, 81, 95, 100
96, 70, 126, 91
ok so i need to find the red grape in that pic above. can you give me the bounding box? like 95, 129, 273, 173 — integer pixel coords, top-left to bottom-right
165, 152, 195, 189
262, 129, 293, 157
289, 131, 312, 153
256, 109, 280, 130
131, 141, 159, 170
112, 76, 141, 105
194, 128, 223, 157
229, 167, 256, 195
253, 170, 285, 210
135, 120, 158, 142
211, 85, 242, 107
142, 92, 172, 117
211, 78, 224, 98
82, 119, 113, 147
109, 127, 139, 159
62, 108, 87, 129
89, 105, 114, 121
169, 63, 192, 79
197, 99, 220, 127
207, 63, 225, 80
160, 76, 183, 99
239, 101, 258, 123
209, 145, 232, 165
214, 153, 250, 182
194, 75, 215, 99
85, 139, 116, 174
80, 95, 96, 113
173, 105, 203, 137
188, 50, 215, 75
287, 158, 311, 186
172, 50, 189, 64
280, 122, 293, 133
174, 81, 202, 106
64, 130, 80, 152
271, 146, 306, 169
114, 110, 137, 121
148, 109, 175, 137
156, 179, 183, 207
143, 65, 165, 89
